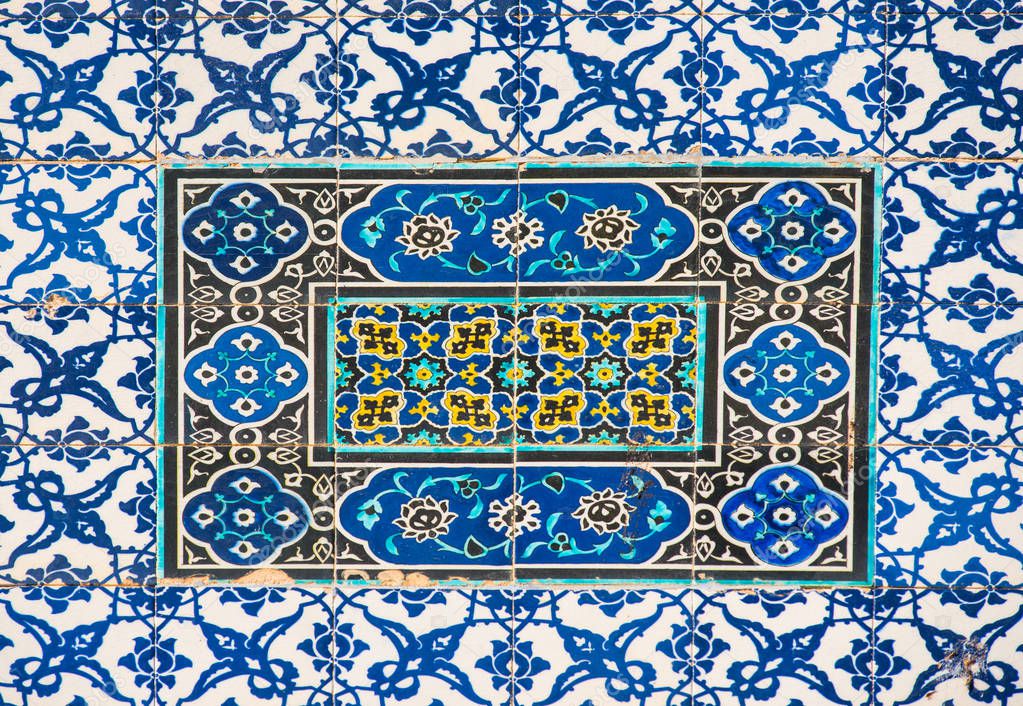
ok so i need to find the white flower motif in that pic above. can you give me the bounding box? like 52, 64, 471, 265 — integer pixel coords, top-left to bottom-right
274, 509, 301, 528
491, 211, 544, 255
730, 503, 756, 529
229, 397, 263, 418
572, 489, 636, 535
770, 331, 798, 351
230, 476, 260, 494
190, 504, 216, 528
576, 206, 639, 253
395, 496, 457, 541
229, 255, 257, 274
779, 220, 805, 241
234, 365, 260, 385
397, 214, 460, 259
232, 221, 259, 242
770, 538, 798, 560
230, 190, 260, 210
193, 362, 220, 387
814, 361, 840, 384
233, 508, 256, 528
274, 222, 299, 242
738, 217, 762, 239
769, 473, 799, 495
779, 187, 809, 208
779, 253, 808, 274
232, 332, 261, 352
191, 220, 216, 244
731, 361, 759, 387
772, 364, 798, 383
768, 396, 800, 418
488, 493, 541, 539
819, 217, 849, 243
230, 540, 257, 560
275, 362, 299, 385
814, 505, 838, 528
771, 506, 797, 527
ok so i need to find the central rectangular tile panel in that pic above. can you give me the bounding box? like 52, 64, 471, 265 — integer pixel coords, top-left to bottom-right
159, 164, 877, 584
331, 297, 704, 451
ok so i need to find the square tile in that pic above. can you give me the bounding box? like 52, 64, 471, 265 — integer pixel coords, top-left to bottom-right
881, 161, 1023, 305
154, 586, 333, 705
158, 17, 338, 158
335, 15, 519, 157
0, 586, 155, 706
0, 164, 156, 306
0, 17, 157, 160
873, 588, 1023, 704
877, 300, 1023, 447
334, 589, 513, 704
162, 446, 336, 580
886, 12, 1023, 158
518, 13, 702, 156
511, 590, 696, 704
876, 445, 1023, 587
163, 167, 340, 306
0, 305, 156, 446
0, 445, 156, 585
693, 445, 870, 581
336, 464, 513, 580
701, 12, 885, 156
692, 588, 873, 705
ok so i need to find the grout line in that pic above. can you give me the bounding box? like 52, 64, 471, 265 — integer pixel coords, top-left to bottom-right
8, 440, 1023, 450
2, 580, 1021, 590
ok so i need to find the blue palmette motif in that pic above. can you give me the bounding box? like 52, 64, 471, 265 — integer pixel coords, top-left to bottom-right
180, 183, 309, 282
725, 181, 857, 281
340, 182, 694, 282
182, 467, 312, 565
184, 324, 308, 425
720, 465, 849, 566
337, 467, 691, 564
722, 322, 850, 424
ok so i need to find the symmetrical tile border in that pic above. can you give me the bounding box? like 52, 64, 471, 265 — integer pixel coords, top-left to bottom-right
158, 162, 877, 583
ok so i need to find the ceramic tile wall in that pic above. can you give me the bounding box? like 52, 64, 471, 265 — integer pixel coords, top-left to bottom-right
1, 0, 1022, 704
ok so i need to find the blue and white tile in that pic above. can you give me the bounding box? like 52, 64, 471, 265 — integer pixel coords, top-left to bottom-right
518, 12, 702, 156
160, 0, 337, 18
877, 299, 1023, 448
881, 161, 1023, 305
886, 11, 1023, 158
691, 588, 873, 705
0, 444, 156, 585
334, 589, 512, 705
0, 0, 161, 19
154, 587, 333, 706
335, 15, 518, 157
0, 16, 156, 160
0, 305, 156, 446
888, 0, 1023, 10
873, 588, 1023, 704
158, 17, 337, 158
338, 0, 493, 16
701, 12, 885, 156
511, 590, 695, 705
0, 164, 156, 306
876, 445, 1023, 588
0, 586, 155, 706
704, 0, 868, 13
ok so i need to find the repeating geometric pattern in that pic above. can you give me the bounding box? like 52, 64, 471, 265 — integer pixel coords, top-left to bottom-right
1, 0, 1022, 704
161, 166, 874, 582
